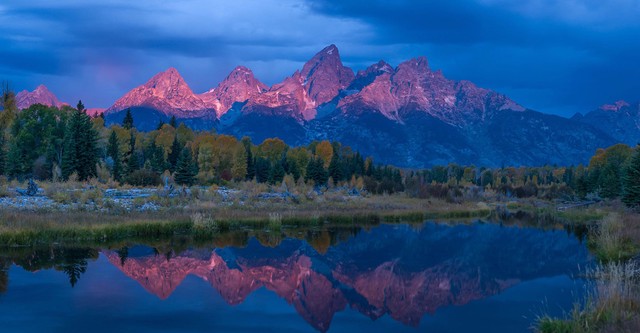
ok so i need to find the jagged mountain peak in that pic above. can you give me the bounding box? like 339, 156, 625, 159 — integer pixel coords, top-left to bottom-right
300, 44, 355, 105
200, 66, 269, 117
16, 84, 66, 109
397, 56, 430, 72
105, 67, 213, 120
143, 67, 191, 93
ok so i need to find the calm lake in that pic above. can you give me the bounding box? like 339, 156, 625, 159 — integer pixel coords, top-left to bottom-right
0, 221, 592, 332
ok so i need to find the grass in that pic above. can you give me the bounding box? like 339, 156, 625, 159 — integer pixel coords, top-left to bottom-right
0, 191, 502, 246
537, 261, 640, 333
537, 209, 640, 333
588, 213, 639, 263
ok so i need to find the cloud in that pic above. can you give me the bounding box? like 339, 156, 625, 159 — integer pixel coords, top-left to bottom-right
0, 0, 370, 106
307, 0, 640, 116
0, 0, 637, 115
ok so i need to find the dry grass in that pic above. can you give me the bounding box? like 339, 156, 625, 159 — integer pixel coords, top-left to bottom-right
589, 213, 638, 263
537, 262, 640, 333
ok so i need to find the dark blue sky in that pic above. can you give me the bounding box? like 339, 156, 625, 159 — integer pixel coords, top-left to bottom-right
1, 0, 638, 116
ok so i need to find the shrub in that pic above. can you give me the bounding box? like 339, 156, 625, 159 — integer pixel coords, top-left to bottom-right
51, 192, 72, 204
126, 169, 161, 187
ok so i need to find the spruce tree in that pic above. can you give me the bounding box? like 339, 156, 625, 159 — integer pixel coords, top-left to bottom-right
77, 100, 85, 113
122, 108, 134, 129
254, 157, 271, 183
107, 131, 122, 181
169, 116, 177, 128
305, 157, 328, 186
61, 110, 98, 180
174, 147, 196, 186
269, 159, 285, 184
125, 131, 139, 177
243, 139, 255, 180
168, 136, 182, 172
148, 141, 166, 173
623, 147, 640, 207
328, 153, 343, 184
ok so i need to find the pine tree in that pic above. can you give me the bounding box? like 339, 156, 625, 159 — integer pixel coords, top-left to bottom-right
148, 140, 166, 173
174, 147, 196, 186
254, 156, 271, 183
122, 108, 134, 129
61, 109, 98, 180
305, 157, 328, 186
168, 136, 182, 172
243, 138, 255, 180
623, 147, 640, 207
125, 131, 139, 177
77, 100, 85, 113
328, 152, 343, 185
107, 131, 122, 181
169, 116, 177, 128
269, 159, 285, 184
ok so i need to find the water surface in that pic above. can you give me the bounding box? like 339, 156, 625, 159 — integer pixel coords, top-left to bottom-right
0, 221, 591, 332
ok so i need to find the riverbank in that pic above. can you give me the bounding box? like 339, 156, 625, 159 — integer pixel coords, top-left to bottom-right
536, 207, 640, 333
0, 182, 637, 248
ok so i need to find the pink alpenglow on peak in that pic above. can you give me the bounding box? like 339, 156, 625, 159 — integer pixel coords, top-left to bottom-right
16, 85, 67, 110
599, 100, 631, 112
300, 44, 355, 106
338, 55, 524, 127
199, 66, 269, 117
106, 67, 214, 118
105, 44, 523, 127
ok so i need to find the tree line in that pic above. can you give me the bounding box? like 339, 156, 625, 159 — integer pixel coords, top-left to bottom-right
1, 89, 639, 207
0, 98, 389, 190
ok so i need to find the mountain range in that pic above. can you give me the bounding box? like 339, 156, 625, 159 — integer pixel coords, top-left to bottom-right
16, 45, 638, 167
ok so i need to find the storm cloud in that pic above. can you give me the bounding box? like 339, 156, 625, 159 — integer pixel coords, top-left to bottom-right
0, 0, 637, 116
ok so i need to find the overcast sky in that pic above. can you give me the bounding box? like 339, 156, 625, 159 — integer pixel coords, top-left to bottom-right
1, 0, 638, 116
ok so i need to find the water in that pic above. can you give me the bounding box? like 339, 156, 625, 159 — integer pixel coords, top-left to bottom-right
0, 221, 592, 332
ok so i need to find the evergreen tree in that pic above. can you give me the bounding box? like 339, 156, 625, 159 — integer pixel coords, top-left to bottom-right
168, 136, 182, 172
242, 137, 255, 180
148, 140, 166, 173
169, 116, 177, 128
122, 108, 134, 129
306, 157, 328, 186
174, 147, 196, 186
61, 109, 98, 180
269, 159, 285, 184
107, 131, 122, 181
77, 100, 85, 113
254, 156, 271, 183
156, 120, 165, 130
328, 152, 343, 185
125, 131, 140, 177
623, 148, 640, 207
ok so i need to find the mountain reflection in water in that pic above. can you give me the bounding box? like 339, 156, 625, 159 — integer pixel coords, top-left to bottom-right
0, 221, 591, 332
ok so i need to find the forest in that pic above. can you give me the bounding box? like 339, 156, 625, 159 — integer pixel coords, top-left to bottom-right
1, 91, 640, 207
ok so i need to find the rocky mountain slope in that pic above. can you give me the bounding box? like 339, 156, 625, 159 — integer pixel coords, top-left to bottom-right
92, 45, 623, 167
574, 100, 640, 146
